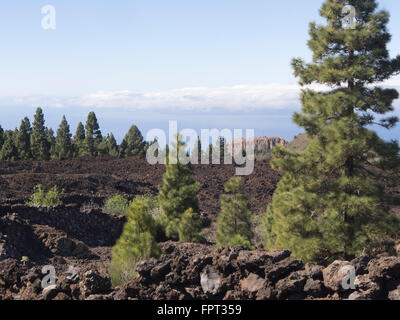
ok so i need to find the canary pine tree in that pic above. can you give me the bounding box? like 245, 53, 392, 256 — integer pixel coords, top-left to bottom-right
110, 196, 161, 287
55, 116, 73, 159
158, 134, 201, 240
73, 122, 86, 157
84, 112, 102, 156
31, 108, 50, 161
107, 133, 119, 157
216, 177, 253, 248
47, 128, 56, 159
264, 0, 400, 262
120, 125, 146, 157
0, 131, 18, 161
16, 117, 32, 160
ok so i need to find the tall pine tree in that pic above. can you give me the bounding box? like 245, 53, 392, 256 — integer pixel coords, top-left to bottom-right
73, 122, 86, 157
264, 0, 400, 262
55, 115, 73, 159
30, 108, 50, 161
0, 131, 18, 161
107, 133, 119, 157
47, 128, 56, 159
16, 117, 32, 160
120, 125, 146, 157
84, 112, 102, 157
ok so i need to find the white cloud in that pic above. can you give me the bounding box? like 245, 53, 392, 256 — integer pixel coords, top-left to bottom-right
0, 84, 304, 111
74, 84, 303, 111
1, 77, 400, 111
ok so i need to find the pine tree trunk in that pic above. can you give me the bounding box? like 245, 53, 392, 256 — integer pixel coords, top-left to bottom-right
343, 50, 355, 260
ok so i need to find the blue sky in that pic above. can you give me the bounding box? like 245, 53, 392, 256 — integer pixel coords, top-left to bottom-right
0, 0, 400, 142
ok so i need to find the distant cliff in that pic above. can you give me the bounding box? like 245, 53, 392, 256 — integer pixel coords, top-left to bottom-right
227, 137, 288, 155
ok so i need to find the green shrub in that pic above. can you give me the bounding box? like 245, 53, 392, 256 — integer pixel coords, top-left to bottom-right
110, 196, 161, 287
103, 194, 129, 215
27, 185, 64, 208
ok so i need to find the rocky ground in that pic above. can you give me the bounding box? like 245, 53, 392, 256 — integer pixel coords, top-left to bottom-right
2, 156, 400, 300
0, 156, 281, 242
2, 204, 400, 300
0, 156, 281, 212
112, 242, 400, 301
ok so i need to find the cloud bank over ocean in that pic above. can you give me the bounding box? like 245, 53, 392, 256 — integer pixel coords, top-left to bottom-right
0, 78, 399, 142
0, 83, 301, 111
1, 78, 399, 112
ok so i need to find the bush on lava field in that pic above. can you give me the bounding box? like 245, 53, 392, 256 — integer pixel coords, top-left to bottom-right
26, 184, 64, 208
103, 194, 130, 215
